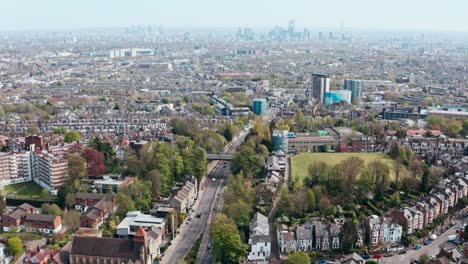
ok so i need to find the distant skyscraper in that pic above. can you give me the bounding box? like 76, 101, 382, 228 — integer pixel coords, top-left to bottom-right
310, 74, 330, 104
318, 32, 324, 41
344, 79, 363, 104
288, 20, 295, 39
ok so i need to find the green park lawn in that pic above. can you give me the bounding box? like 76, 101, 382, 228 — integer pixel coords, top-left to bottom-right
2, 182, 46, 198
291, 152, 395, 182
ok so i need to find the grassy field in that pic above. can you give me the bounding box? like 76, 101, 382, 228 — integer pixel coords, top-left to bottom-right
291, 152, 395, 181
3, 182, 46, 198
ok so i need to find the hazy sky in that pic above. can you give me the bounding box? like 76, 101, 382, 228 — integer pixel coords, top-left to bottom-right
3, 0, 468, 32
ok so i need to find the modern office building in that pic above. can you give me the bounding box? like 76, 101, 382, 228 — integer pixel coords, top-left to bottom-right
210, 95, 249, 116
272, 130, 290, 152
344, 79, 363, 104
309, 74, 330, 104
324, 90, 351, 107
252, 98, 268, 115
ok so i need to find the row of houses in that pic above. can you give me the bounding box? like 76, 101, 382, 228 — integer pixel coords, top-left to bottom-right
266, 173, 468, 259
160, 178, 198, 214
387, 174, 468, 235
276, 220, 345, 255
2, 203, 62, 234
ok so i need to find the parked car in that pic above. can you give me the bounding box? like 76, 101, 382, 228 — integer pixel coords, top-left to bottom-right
424, 239, 432, 245
399, 250, 407, 255
361, 254, 370, 259
415, 244, 422, 250
448, 235, 458, 242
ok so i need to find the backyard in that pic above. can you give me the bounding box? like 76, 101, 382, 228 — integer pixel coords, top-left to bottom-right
291, 152, 396, 182
2, 182, 47, 198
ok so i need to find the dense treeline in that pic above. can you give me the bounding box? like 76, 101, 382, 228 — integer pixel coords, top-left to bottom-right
124, 136, 207, 196
211, 118, 271, 263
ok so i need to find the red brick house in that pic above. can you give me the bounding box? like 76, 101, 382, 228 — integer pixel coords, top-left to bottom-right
24, 214, 62, 234
79, 195, 114, 229
2, 203, 36, 232
2, 203, 62, 234
23, 248, 55, 264
74, 193, 115, 212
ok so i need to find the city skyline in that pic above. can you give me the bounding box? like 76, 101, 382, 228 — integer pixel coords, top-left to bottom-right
3, 0, 468, 32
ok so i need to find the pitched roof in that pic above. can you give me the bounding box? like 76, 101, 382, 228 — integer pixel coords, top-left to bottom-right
70, 236, 140, 259
75, 193, 114, 200
18, 203, 35, 212
25, 213, 59, 222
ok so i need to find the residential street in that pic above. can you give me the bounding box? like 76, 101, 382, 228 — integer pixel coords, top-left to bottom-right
380, 217, 464, 263
161, 131, 248, 264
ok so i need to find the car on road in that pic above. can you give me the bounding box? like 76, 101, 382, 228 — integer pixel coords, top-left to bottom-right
196, 214, 201, 218
207, 242, 212, 249
415, 244, 422, 250
424, 239, 432, 245
448, 235, 457, 241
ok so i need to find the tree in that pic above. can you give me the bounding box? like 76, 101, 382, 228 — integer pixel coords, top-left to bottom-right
428, 166, 445, 190
147, 169, 162, 196
409, 157, 423, 177
393, 159, 404, 190
65, 193, 76, 208
421, 164, 430, 192
68, 153, 87, 181
285, 251, 310, 264
223, 123, 235, 141
418, 254, 430, 264
41, 189, 49, 198
368, 160, 390, 200
63, 210, 81, 231
83, 148, 107, 176
358, 168, 375, 196
53, 127, 67, 135
445, 120, 462, 138
307, 190, 316, 212
342, 220, 357, 253
319, 197, 331, 217
41, 203, 62, 216
26, 125, 40, 136
192, 146, 207, 182
57, 185, 74, 208
64, 130, 81, 143
306, 161, 329, 185
0, 106, 6, 118
211, 214, 248, 264
0, 192, 5, 215
8, 237, 23, 256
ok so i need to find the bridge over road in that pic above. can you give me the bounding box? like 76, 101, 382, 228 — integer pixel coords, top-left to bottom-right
206, 153, 235, 161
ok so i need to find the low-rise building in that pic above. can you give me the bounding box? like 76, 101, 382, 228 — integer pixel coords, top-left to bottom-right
116, 211, 166, 241
247, 212, 270, 261
69, 227, 160, 264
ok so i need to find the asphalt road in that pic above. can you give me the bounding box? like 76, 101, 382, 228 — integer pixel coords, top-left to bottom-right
161, 131, 248, 264
380, 217, 464, 263
160, 164, 224, 263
